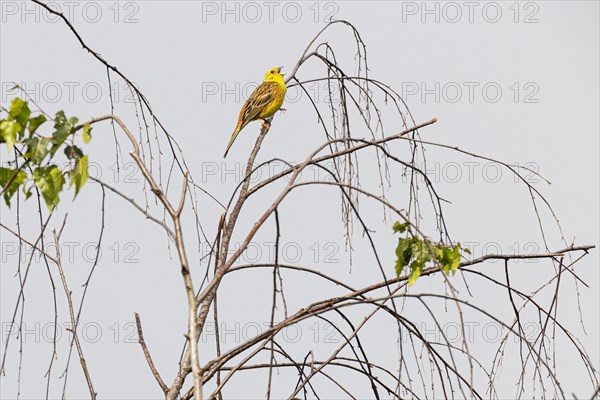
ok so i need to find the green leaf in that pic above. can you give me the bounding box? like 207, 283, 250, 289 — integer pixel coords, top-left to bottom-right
449, 245, 461, 272
395, 259, 403, 279
28, 114, 47, 136
54, 110, 67, 126
432, 245, 443, 260
33, 165, 65, 211
440, 245, 461, 274
22, 183, 32, 200
395, 237, 405, 258
1, 120, 20, 152
395, 237, 414, 278
412, 240, 432, 264
70, 155, 88, 197
408, 259, 425, 286
402, 238, 414, 267
64, 145, 84, 160
393, 221, 408, 233
50, 110, 75, 156
8, 98, 31, 137
0, 167, 27, 207
25, 137, 52, 164
396, 237, 413, 265
82, 123, 92, 144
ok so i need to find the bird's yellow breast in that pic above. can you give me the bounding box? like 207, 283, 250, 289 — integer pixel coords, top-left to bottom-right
257, 81, 286, 119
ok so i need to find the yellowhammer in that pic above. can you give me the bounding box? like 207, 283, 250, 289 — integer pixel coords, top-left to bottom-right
223, 67, 287, 158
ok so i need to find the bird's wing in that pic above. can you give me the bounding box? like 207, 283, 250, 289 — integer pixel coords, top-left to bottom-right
241, 82, 278, 123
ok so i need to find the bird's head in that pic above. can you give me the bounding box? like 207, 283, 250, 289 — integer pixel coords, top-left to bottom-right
264, 67, 284, 83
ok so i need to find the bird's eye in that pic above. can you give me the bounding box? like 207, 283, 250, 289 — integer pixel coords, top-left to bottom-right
271, 71, 274, 74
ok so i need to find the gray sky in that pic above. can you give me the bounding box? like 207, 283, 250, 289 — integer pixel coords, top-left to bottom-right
1, 1, 599, 398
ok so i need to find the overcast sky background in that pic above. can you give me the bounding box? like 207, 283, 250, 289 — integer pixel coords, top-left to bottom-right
1, 1, 599, 399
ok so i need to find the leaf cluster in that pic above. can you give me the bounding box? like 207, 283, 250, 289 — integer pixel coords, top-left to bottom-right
393, 221, 470, 286
1, 98, 91, 210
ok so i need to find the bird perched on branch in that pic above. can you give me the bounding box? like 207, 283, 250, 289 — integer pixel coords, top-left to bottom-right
223, 67, 287, 158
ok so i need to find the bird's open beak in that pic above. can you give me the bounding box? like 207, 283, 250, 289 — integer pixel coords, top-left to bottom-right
277, 66, 284, 75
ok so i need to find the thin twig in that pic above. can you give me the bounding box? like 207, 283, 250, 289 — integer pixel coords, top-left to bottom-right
135, 312, 168, 393
52, 230, 96, 399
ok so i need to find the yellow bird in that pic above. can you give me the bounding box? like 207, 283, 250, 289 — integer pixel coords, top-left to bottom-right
223, 67, 287, 158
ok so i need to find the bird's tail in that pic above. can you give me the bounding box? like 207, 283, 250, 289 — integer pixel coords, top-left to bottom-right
223, 126, 242, 158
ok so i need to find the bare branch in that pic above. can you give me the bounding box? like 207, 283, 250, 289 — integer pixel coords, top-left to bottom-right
52, 229, 96, 399
135, 312, 168, 394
